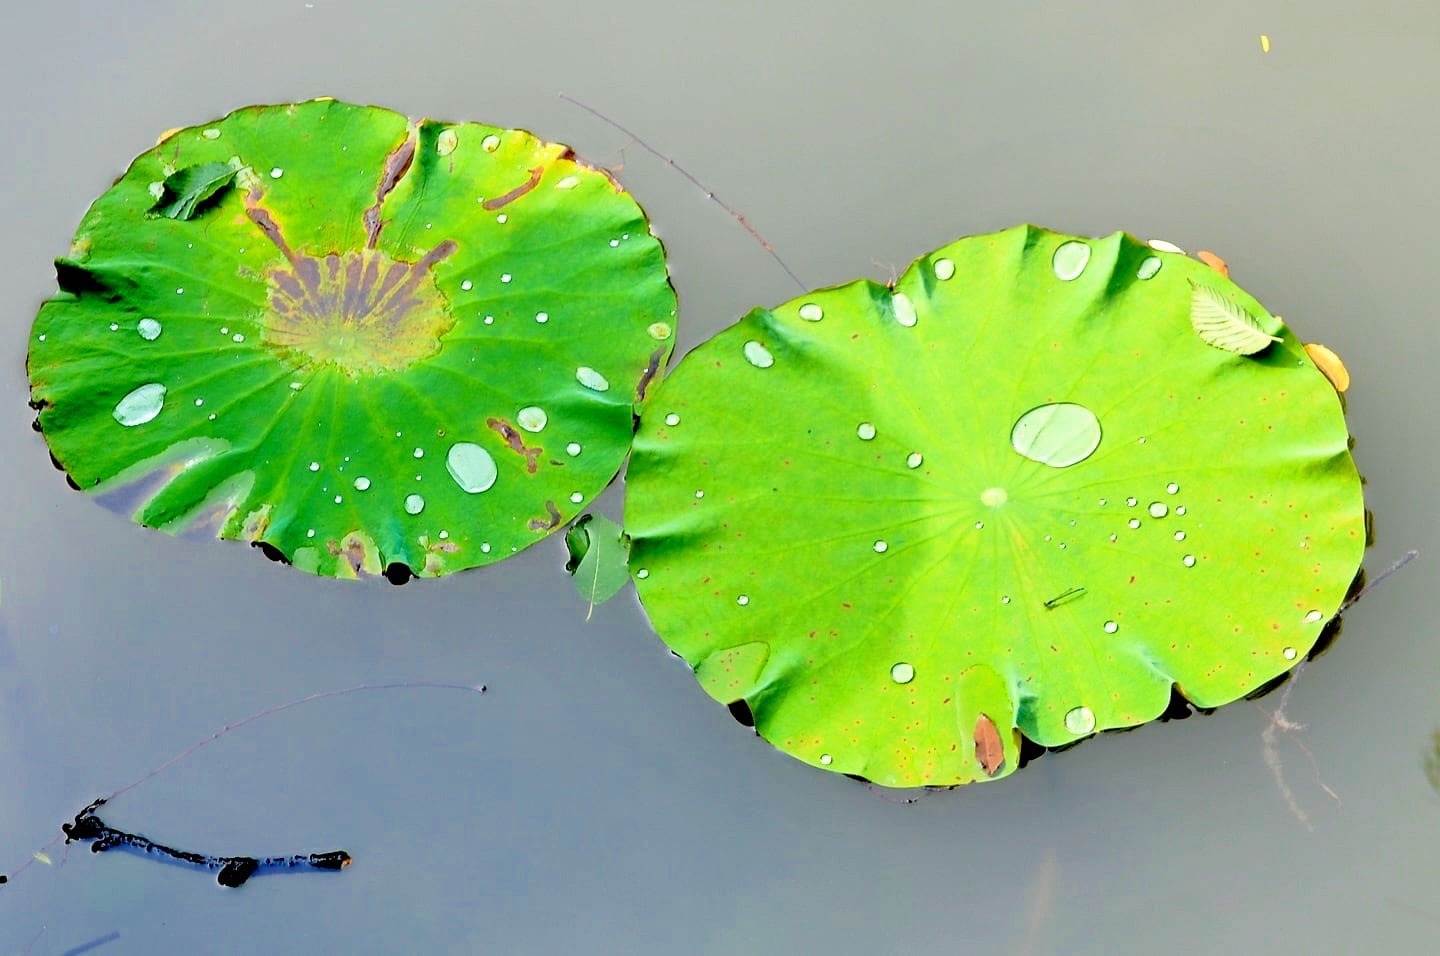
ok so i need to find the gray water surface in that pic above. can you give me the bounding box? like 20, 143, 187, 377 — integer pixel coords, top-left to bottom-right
3, 2, 1438, 953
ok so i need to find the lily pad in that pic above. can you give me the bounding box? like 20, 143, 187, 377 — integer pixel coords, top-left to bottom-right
625, 225, 1365, 787
28, 100, 676, 579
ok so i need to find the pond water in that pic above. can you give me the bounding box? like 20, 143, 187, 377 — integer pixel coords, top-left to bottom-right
3, 1, 1438, 952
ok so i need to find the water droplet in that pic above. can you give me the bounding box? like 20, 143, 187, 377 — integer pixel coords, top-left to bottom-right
555, 175, 579, 189
270, 167, 284, 179
413, 447, 424, 458
1176, 506, 1187, 516
798, 303, 823, 321
306, 528, 315, 538
460, 279, 473, 291
975, 521, 984, 529
195, 398, 204, 407
1166, 482, 1179, 494
890, 662, 915, 684
694, 490, 705, 499
980, 487, 1007, 507
438, 530, 449, 539
109, 323, 120, 331
1282, 647, 1298, 661
1064, 706, 1096, 735
857, 422, 876, 441
436, 128, 458, 156
608, 238, 620, 248
496, 214, 508, 224
1010, 403, 1102, 467
176, 288, 184, 295
648, 322, 672, 340
334, 495, 343, 504
483, 315, 494, 325
1108, 533, 1118, 542
743, 341, 775, 368
202, 128, 221, 140
517, 406, 547, 432
353, 476, 371, 491
1304, 609, 1323, 624
819, 753, 833, 765
1137, 255, 1162, 280
480, 542, 492, 553
534, 311, 548, 324
1182, 554, 1196, 567
1148, 238, 1185, 254
576, 366, 610, 391
112, 383, 166, 427
137, 318, 162, 340
404, 494, 425, 515
566, 442, 582, 456
636, 568, 650, 579
736, 594, 750, 606
570, 492, 583, 503
873, 540, 888, 553
1098, 498, 1108, 506
1126, 497, 1138, 507
446, 442, 498, 494
901, 452, 922, 471
1173, 531, 1186, 541
232, 333, 245, 343
1051, 241, 1091, 281
1103, 621, 1118, 633
1128, 518, 1141, 529
1001, 595, 1011, 604
891, 292, 917, 327
664, 413, 681, 426
500, 273, 512, 283
481, 134, 500, 152
933, 258, 955, 281
1148, 502, 1168, 518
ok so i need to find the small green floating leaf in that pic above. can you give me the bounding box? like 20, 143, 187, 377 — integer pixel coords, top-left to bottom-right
564, 512, 630, 613
1189, 280, 1282, 354
626, 225, 1365, 788
147, 160, 239, 221
28, 100, 677, 580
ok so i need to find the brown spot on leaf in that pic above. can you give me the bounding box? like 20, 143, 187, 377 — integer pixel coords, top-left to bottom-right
636, 347, 665, 401
528, 499, 562, 531
364, 132, 418, 249
974, 713, 1005, 776
487, 417, 542, 473
482, 166, 545, 210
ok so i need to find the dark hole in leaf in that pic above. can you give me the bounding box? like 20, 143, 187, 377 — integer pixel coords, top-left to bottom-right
726, 699, 755, 727
1158, 685, 1201, 721
383, 562, 414, 586
1244, 671, 1291, 701
1307, 616, 1345, 661
251, 541, 290, 565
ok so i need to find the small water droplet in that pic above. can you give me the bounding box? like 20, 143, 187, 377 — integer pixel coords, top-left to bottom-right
1001, 595, 1011, 604
202, 128, 221, 140
500, 273, 512, 283
1174, 530, 1186, 541
798, 303, 823, 321
891, 291, 917, 327
436, 128, 458, 156
446, 442, 498, 494
333, 495, 343, 504
694, 490, 705, 499
270, 167, 284, 179
906, 452, 923, 468
306, 528, 315, 538
566, 442, 582, 456
1136, 255, 1162, 280
1064, 705, 1096, 735
517, 406, 547, 432
1148, 502, 1168, 518
534, 311, 548, 324
195, 398, 204, 407
438, 530, 449, 539
404, 494, 425, 515
608, 238, 620, 248
648, 322, 672, 340
353, 476, 371, 491
819, 753, 833, 765
736, 594, 750, 606
496, 213, 508, 224
1103, 621, 1118, 633
570, 492, 583, 503
481, 134, 500, 152
112, 383, 166, 427
1109, 533, 1118, 542
1282, 646, 1298, 661
480, 542, 492, 553
743, 341, 775, 368
232, 333, 245, 343
975, 521, 984, 530
137, 318, 162, 340
576, 366, 610, 391
933, 258, 955, 281
460, 279, 473, 291
1128, 518, 1141, 529
1011, 403, 1102, 467
1126, 497, 1137, 507
1166, 482, 1179, 494
1182, 554, 1196, 567
1176, 506, 1187, 516
636, 568, 650, 579
555, 175, 579, 189
1304, 609, 1323, 624
413, 447, 425, 459
664, 413, 681, 426
175, 288, 183, 295
890, 662, 915, 684
483, 315, 494, 325
1098, 498, 1108, 506
109, 323, 120, 331
857, 422, 876, 441
1051, 241, 1091, 281
873, 540, 888, 553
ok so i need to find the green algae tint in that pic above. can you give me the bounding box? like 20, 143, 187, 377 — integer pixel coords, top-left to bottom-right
625, 225, 1365, 788
27, 100, 676, 580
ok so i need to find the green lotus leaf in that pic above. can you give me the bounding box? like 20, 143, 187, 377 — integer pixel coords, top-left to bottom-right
28, 100, 676, 580
624, 225, 1365, 788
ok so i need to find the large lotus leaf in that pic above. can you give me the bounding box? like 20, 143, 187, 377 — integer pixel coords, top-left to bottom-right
28, 100, 676, 579
625, 225, 1364, 788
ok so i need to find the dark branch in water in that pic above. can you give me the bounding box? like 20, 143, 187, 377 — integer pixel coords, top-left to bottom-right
61, 798, 350, 888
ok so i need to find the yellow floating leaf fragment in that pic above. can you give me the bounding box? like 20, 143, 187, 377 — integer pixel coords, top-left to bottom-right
154, 127, 184, 146
1261, 34, 1271, 53
33, 851, 52, 865
1196, 250, 1230, 277
1304, 342, 1350, 393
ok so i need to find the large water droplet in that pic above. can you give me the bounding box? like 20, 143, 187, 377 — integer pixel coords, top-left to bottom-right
819, 753, 833, 765
743, 341, 775, 368
891, 292, 917, 327
1064, 705, 1096, 735
1136, 256, 1162, 280
446, 442, 498, 494
1148, 502, 1168, 518
566, 442, 582, 456
873, 540, 888, 553
112, 383, 166, 427
857, 422, 877, 441
1182, 554, 1196, 567
481, 134, 501, 152
890, 662, 915, 684
576, 366, 609, 391
1052, 241, 1091, 281
1303, 609, 1323, 624
353, 476, 371, 491
1147, 238, 1185, 254
436, 128, 458, 156
906, 452, 923, 469
136, 318, 162, 341
1282, 647, 1298, 661
798, 303, 823, 321
404, 494, 425, 515
1010, 403, 1102, 467
736, 594, 750, 606
664, 413, 681, 426
933, 258, 955, 281
1166, 482, 1179, 494
1103, 621, 1118, 633
517, 406, 547, 432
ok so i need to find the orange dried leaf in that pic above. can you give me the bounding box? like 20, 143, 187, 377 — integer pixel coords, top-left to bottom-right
1304, 342, 1350, 393
1196, 250, 1230, 277
974, 713, 1005, 776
